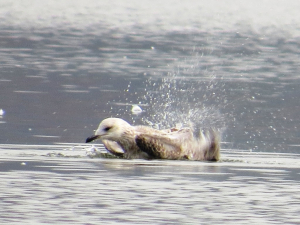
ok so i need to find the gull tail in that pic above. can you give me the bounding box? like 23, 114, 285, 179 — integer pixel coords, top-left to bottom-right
200, 129, 220, 161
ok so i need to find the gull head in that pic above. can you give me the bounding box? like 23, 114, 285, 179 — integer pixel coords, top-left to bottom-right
86, 118, 132, 143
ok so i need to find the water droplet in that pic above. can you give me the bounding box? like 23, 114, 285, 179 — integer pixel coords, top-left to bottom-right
131, 105, 143, 115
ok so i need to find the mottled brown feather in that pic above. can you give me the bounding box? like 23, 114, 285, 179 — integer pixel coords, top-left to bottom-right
86, 118, 220, 161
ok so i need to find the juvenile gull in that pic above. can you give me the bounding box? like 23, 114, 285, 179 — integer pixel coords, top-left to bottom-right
86, 118, 220, 161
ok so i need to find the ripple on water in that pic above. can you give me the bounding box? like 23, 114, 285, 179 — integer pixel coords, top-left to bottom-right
0, 144, 300, 224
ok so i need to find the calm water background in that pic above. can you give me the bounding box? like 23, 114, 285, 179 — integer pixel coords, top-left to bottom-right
0, 0, 300, 224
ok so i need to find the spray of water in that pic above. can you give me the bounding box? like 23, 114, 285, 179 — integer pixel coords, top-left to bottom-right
139, 71, 226, 134
109, 59, 227, 135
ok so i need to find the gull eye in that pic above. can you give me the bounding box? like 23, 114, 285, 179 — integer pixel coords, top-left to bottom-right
104, 126, 112, 132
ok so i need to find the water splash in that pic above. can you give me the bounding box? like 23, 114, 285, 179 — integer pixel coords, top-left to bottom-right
139, 72, 226, 134
109, 58, 228, 135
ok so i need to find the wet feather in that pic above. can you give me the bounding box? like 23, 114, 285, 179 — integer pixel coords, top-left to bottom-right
86, 118, 220, 161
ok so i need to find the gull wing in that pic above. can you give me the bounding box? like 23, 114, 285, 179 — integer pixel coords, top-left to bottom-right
102, 140, 125, 158
135, 128, 193, 160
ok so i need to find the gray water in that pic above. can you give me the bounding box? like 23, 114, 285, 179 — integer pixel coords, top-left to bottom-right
1, 0, 300, 224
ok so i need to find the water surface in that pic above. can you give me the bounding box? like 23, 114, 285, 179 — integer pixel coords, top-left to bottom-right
0, 144, 300, 224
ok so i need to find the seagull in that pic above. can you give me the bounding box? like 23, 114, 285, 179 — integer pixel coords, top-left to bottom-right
86, 118, 220, 161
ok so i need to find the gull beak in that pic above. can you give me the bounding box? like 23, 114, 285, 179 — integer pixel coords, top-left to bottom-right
85, 135, 101, 143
